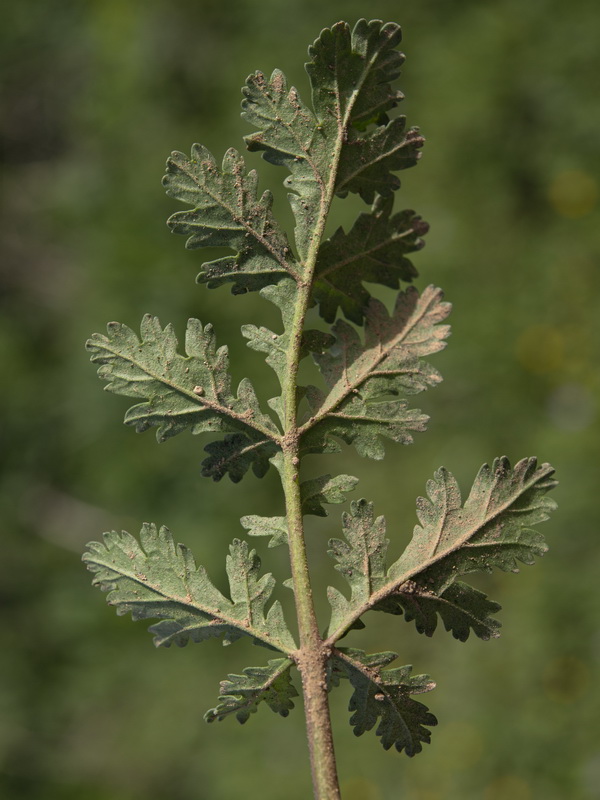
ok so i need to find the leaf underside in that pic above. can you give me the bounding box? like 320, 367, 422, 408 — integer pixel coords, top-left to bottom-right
300, 474, 359, 517
163, 145, 299, 294
332, 648, 436, 756
313, 196, 427, 324
205, 658, 298, 724
86, 315, 280, 482
243, 19, 424, 266
240, 515, 289, 548
165, 18, 425, 326
327, 457, 557, 642
83, 525, 296, 653
302, 285, 451, 460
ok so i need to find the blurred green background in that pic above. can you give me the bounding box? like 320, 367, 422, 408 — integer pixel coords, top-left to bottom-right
2, 1, 599, 798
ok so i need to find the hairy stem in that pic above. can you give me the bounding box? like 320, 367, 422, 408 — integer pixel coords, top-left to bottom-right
281, 153, 345, 795
282, 443, 340, 799
282, 277, 341, 798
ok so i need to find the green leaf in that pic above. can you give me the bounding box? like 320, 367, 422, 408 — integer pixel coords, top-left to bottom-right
239, 477, 357, 544
241, 325, 335, 384
240, 277, 308, 429
301, 329, 337, 356
303, 396, 429, 460
327, 499, 388, 636
83, 525, 297, 653
242, 69, 324, 262
335, 121, 424, 203
332, 648, 436, 756
374, 457, 557, 640
300, 474, 358, 517
243, 19, 424, 262
205, 658, 297, 724
86, 315, 280, 482
201, 432, 279, 483
387, 457, 557, 586
240, 515, 288, 548
307, 20, 425, 205
306, 19, 406, 132
374, 581, 502, 642
302, 285, 451, 459
163, 145, 300, 292
312, 196, 426, 324
241, 322, 288, 377
326, 457, 557, 643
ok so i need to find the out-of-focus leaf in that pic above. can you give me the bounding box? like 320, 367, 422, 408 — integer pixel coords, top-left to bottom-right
83, 526, 297, 653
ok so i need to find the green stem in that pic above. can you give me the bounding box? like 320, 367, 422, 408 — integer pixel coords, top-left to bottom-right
282, 442, 341, 800
279, 129, 347, 792
280, 270, 340, 798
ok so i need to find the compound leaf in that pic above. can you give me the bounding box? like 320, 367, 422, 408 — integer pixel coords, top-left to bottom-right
83, 526, 297, 653
332, 648, 436, 756
163, 145, 300, 292
327, 457, 557, 643
302, 285, 450, 459
205, 658, 297, 724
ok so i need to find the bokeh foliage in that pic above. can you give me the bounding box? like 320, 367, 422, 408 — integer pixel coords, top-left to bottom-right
1, 1, 599, 798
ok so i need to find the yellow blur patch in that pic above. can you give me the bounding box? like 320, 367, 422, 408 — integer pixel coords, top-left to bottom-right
340, 777, 381, 800
516, 325, 565, 373
413, 791, 443, 800
484, 775, 532, 800
543, 655, 590, 703
548, 169, 598, 218
436, 720, 484, 772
